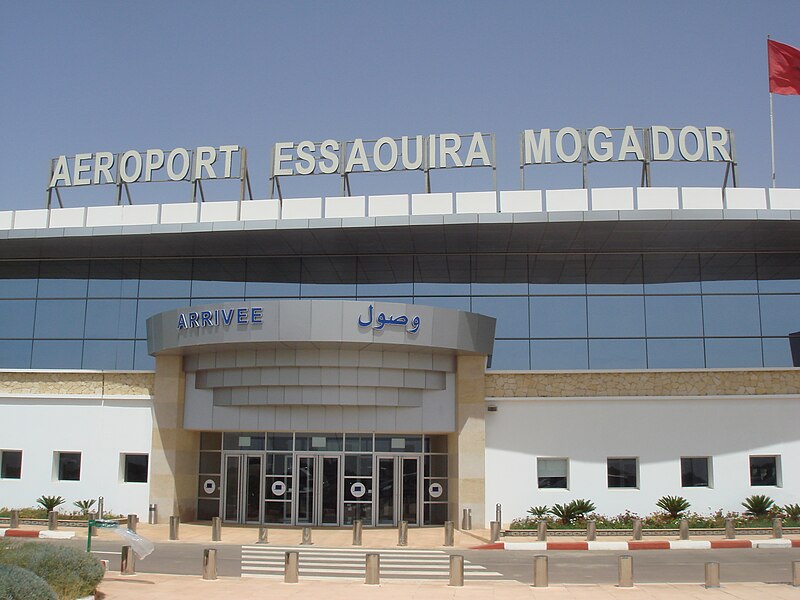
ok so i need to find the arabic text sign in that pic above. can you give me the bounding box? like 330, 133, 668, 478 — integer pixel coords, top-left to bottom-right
357, 304, 420, 334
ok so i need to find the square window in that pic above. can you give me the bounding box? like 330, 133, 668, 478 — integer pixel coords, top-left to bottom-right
1, 450, 22, 479
749, 455, 781, 487
607, 457, 638, 488
681, 457, 712, 487
57, 452, 81, 481
123, 454, 148, 483
537, 458, 568, 489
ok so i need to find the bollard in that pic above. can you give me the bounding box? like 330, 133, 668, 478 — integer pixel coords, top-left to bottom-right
203, 548, 218, 581
444, 521, 454, 547
121, 545, 135, 575
48, 511, 58, 531
98, 497, 104, 519
679, 518, 689, 541
284, 551, 299, 583
704, 562, 720, 588
724, 518, 735, 539
88, 512, 98, 537
461, 508, 472, 530
9, 510, 19, 529
792, 561, 799, 587
169, 516, 180, 541
449, 554, 464, 587
148, 503, 158, 525
537, 520, 547, 541
365, 553, 380, 585
586, 519, 597, 541
398, 520, 408, 546
301, 526, 312, 545
532, 555, 548, 588
496, 503, 502, 527
632, 518, 642, 541
352, 520, 362, 546
490, 521, 501, 542
618, 555, 633, 588
258, 525, 268, 544
211, 517, 221, 542
127, 514, 137, 533
772, 517, 783, 539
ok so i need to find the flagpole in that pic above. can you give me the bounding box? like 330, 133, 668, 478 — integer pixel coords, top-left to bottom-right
768, 35, 777, 188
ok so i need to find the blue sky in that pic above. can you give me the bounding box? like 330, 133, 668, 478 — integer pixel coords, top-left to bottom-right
2, 1, 800, 210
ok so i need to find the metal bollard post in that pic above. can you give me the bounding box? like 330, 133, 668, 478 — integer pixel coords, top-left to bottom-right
258, 525, 268, 544
202, 548, 218, 581
9, 510, 19, 529
352, 520, 362, 546
444, 521, 454, 546
301, 526, 312, 545
792, 561, 799, 587
496, 503, 502, 527
704, 562, 720, 588
679, 518, 689, 540
365, 553, 380, 585
537, 520, 547, 541
461, 508, 472, 530
148, 503, 158, 525
48, 511, 58, 531
127, 514, 137, 533
586, 519, 597, 541
532, 555, 548, 588
121, 545, 135, 575
772, 517, 783, 539
98, 497, 104, 519
284, 551, 299, 583
449, 554, 464, 587
490, 521, 501, 542
724, 518, 735, 539
88, 512, 98, 537
398, 520, 408, 546
618, 555, 633, 588
632, 518, 642, 541
169, 516, 180, 541
211, 516, 221, 542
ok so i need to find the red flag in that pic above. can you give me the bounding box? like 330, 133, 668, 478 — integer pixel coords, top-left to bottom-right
769, 39, 800, 95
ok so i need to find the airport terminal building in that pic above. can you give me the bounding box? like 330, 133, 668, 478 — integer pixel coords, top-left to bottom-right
2, 181, 800, 527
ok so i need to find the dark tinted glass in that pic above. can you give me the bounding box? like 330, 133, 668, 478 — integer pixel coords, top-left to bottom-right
301, 257, 357, 297
471, 254, 528, 294
84, 300, 137, 338
759, 295, 800, 337
701, 254, 758, 293
245, 257, 301, 297
489, 340, 529, 370
586, 254, 643, 294
87, 260, 139, 297
357, 256, 414, 295
702, 296, 761, 336
34, 300, 86, 338
749, 456, 778, 486
680, 457, 710, 487
82, 340, 135, 370
587, 296, 645, 337
589, 339, 647, 369
58, 452, 81, 481
37, 261, 89, 298
472, 297, 528, 338
643, 254, 701, 293
0, 300, 36, 338
32, 341, 83, 369
705, 338, 763, 368
124, 454, 148, 483
1, 451, 22, 479
413, 255, 470, 295
529, 254, 586, 295
0, 341, 32, 369
647, 339, 705, 369
138, 259, 192, 297
191, 258, 246, 298
607, 458, 637, 488
0, 262, 38, 298
645, 296, 704, 337
531, 340, 588, 370
530, 296, 587, 338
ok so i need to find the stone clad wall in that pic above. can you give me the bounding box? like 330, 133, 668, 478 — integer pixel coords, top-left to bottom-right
485, 369, 800, 398
0, 371, 154, 396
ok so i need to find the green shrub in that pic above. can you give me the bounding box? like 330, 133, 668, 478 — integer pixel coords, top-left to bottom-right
782, 503, 800, 520
0, 564, 57, 600
526, 505, 549, 518
550, 499, 596, 525
72, 499, 96, 514
35, 496, 66, 513
742, 494, 775, 518
0, 542, 103, 600
656, 495, 691, 518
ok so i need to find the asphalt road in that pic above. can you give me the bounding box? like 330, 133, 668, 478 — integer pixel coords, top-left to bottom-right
36, 538, 800, 585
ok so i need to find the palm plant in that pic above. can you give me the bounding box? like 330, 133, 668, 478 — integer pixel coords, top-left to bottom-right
36, 495, 66, 512
782, 503, 800, 520
73, 499, 96, 514
741, 494, 775, 518
550, 499, 596, 525
656, 495, 691, 519
527, 505, 549, 518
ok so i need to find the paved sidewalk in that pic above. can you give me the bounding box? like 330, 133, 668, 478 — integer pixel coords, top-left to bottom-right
97, 572, 800, 599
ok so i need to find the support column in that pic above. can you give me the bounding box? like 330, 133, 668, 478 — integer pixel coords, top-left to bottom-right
448, 354, 487, 528
149, 355, 199, 521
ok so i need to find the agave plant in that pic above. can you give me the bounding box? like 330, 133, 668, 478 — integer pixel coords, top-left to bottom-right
656, 495, 691, 519
782, 503, 800, 520
73, 499, 96, 514
527, 505, 549, 518
742, 494, 775, 517
550, 499, 596, 525
36, 495, 66, 512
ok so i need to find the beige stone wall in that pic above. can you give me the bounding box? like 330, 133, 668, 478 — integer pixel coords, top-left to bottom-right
486, 369, 800, 398
449, 354, 488, 529
0, 371, 154, 396
149, 356, 199, 521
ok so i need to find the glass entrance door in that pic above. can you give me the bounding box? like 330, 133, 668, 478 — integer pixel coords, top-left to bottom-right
375, 456, 420, 526
294, 455, 341, 526
222, 454, 263, 524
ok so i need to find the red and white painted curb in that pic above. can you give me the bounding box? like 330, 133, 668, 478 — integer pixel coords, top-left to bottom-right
472, 539, 800, 551
0, 529, 75, 540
